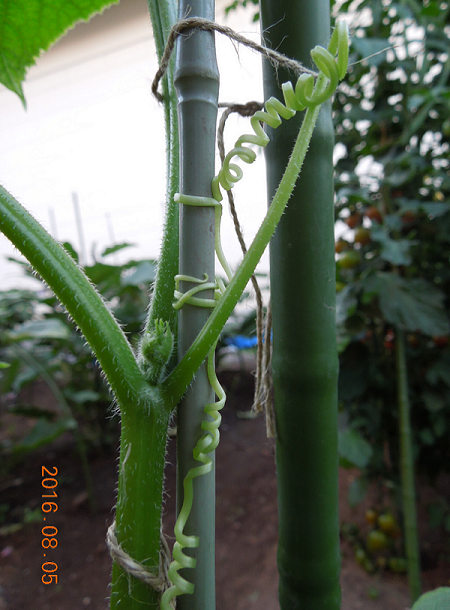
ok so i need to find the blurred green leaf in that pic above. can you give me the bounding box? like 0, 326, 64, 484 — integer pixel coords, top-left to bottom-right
348, 476, 368, 507
122, 261, 157, 286
102, 243, 136, 257
63, 242, 79, 263
422, 391, 445, 413
363, 273, 450, 337
339, 429, 373, 469
370, 225, 415, 266
351, 38, 389, 67
336, 285, 358, 327
65, 389, 101, 404
9, 405, 56, 419
426, 356, 450, 387
13, 417, 76, 453
7, 318, 71, 341
411, 587, 450, 610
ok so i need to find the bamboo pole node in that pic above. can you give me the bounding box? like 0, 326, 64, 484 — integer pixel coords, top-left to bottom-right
106, 520, 175, 607
152, 17, 317, 103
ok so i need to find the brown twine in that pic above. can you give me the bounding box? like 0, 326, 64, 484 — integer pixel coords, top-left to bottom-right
216, 102, 275, 438
262, 303, 275, 437
106, 520, 175, 607
151, 17, 317, 103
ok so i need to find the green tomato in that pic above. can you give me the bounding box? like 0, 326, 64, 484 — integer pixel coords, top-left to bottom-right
378, 512, 397, 534
366, 530, 389, 553
337, 250, 361, 270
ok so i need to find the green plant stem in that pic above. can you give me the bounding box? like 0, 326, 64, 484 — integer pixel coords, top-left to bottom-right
396, 327, 421, 603
161, 92, 323, 411
145, 0, 179, 337
260, 2, 341, 608
11, 343, 96, 513
0, 186, 148, 412
110, 4, 178, 608
110, 396, 170, 610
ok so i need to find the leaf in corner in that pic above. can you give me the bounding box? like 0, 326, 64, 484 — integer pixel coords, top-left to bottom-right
0, 0, 119, 105
411, 587, 450, 610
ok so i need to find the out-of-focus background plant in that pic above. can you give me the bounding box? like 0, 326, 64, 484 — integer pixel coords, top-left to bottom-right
0, 243, 156, 465
331, 0, 450, 583
333, 0, 450, 494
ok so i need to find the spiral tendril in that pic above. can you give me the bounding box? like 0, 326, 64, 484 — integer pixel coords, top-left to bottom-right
162, 22, 349, 609
161, 276, 225, 610
211, 21, 348, 202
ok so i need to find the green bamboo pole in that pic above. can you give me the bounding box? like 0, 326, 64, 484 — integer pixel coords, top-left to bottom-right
173, 1, 219, 609
259, 2, 341, 609
396, 328, 421, 603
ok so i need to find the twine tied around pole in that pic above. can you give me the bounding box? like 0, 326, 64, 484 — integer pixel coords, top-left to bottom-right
152, 17, 317, 103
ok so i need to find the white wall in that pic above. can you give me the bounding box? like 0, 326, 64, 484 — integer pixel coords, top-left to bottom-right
0, 0, 267, 289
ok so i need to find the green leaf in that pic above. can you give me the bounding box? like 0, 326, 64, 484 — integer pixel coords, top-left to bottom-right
102, 243, 136, 257
0, 361, 10, 369
336, 285, 358, 327
339, 429, 373, 469
7, 318, 71, 341
122, 261, 157, 286
419, 428, 435, 446
421, 2, 442, 17
0, 0, 119, 105
9, 404, 56, 419
338, 343, 371, 401
64, 389, 101, 404
351, 37, 390, 67
370, 225, 415, 266
426, 356, 450, 387
62, 242, 79, 263
363, 273, 450, 337
348, 476, 368, 507
397, 199, 450, 217
422, 391, 445, 413
411, 587, 450, 610
13, 417, 76, 453
384, 168, 416, 187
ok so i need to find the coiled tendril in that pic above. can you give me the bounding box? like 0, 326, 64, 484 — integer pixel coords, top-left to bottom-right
211, 21, 348, 201
161, 276, 225, 610
162, 21, 349, 610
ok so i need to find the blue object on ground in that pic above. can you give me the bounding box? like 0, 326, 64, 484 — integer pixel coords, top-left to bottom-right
224, 335, 258, 349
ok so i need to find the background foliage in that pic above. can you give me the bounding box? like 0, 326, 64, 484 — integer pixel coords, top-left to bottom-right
333, 0, 450, 502
0, 245, 156, 461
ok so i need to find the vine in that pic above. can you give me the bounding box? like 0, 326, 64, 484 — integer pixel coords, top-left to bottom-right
161, 21, 349, 609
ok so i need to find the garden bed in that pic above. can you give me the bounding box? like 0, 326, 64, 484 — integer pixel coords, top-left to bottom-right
0, 370, 448, 610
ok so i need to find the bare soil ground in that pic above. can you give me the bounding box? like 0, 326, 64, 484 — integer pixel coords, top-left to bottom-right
0, 369, 449, 610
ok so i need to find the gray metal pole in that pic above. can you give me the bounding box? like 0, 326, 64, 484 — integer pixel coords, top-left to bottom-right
174, 1, 219, 609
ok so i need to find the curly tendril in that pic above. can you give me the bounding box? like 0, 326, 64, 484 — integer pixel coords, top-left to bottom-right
211, 21, 348, 201
163, 21, 349, 609
160, 277, 226, 610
